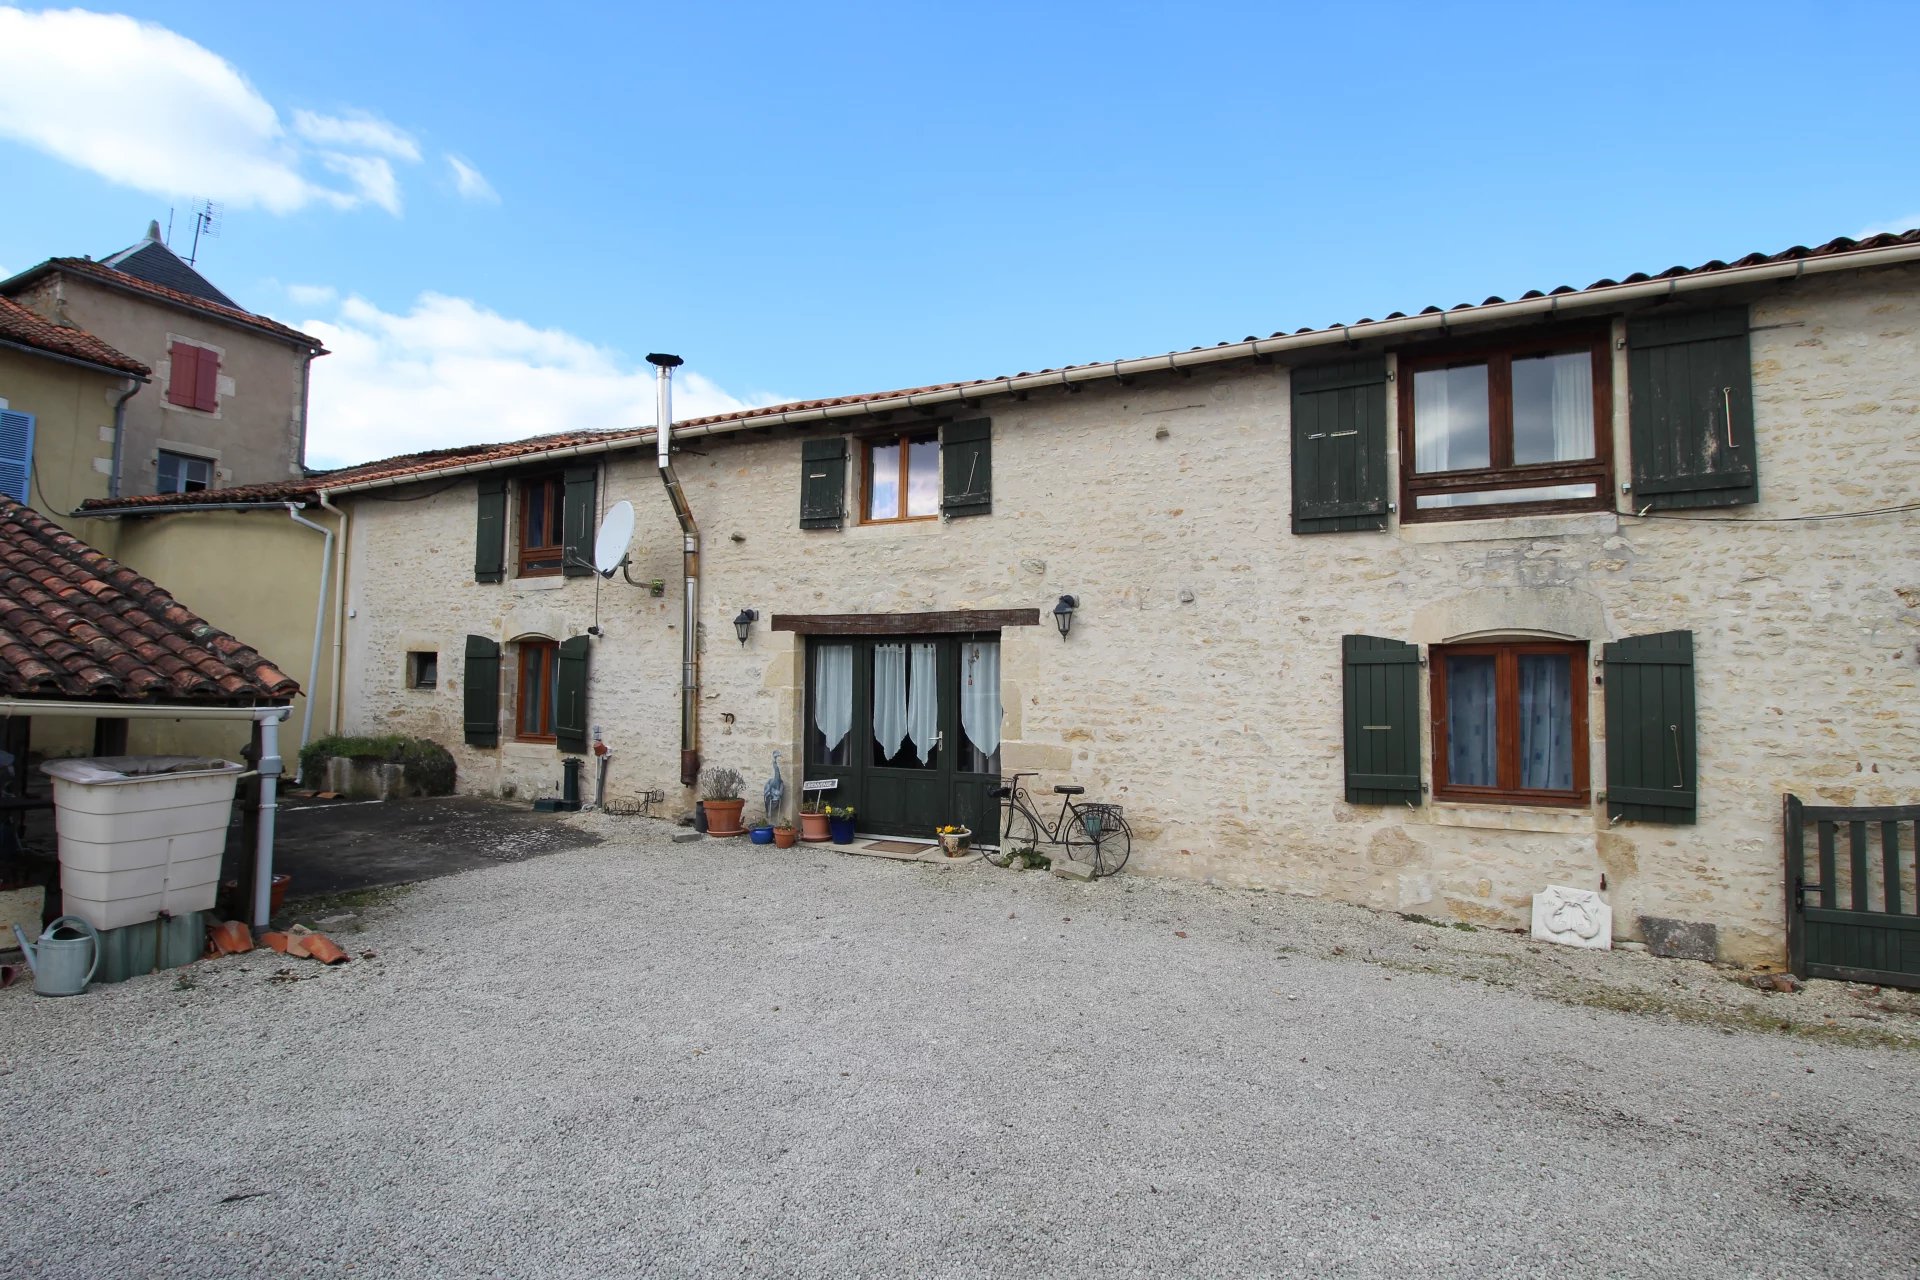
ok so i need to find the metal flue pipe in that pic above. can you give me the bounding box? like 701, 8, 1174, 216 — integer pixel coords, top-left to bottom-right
649, 353, 701, 788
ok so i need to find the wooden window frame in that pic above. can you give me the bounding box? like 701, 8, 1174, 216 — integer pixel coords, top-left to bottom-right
1397, 328, 1613, 523
515, 640, 559, 742
516, 472, 566, 577
859, 430, 940, 525
1430, 640, 1590, 807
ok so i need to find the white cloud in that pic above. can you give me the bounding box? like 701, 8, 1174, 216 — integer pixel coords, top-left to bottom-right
300, 292, 781, 468
292, 109, 419, 161
285, 283, 338, 306
319, 152, 402, 215
446, 154, 498, 203
0, 8, 442, 216
1856, 214, 1920, 239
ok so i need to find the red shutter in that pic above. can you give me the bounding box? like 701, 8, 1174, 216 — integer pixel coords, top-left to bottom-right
166, 342, 198, 407
193, 346, 219, 411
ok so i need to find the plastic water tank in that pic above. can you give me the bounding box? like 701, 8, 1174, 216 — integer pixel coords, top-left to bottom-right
42, 756, 243, 930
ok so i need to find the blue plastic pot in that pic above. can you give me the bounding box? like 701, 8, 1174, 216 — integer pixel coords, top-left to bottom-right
749, 826, 775, 844
829, 817, 856, 844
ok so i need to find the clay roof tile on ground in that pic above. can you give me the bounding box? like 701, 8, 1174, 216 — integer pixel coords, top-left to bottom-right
0, 499, 296, 702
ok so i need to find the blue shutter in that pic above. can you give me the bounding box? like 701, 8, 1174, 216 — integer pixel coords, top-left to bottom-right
0, 410, 35, 504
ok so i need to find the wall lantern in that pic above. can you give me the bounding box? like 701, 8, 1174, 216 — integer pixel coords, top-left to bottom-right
1052, 595, 1078, 639
733, 608, 759, 645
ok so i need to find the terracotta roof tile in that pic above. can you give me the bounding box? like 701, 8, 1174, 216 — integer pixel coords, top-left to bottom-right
0, 257, 325, 351
0, 296, 150, 376
0, 499, 296, 701
77, 226, 1920, 512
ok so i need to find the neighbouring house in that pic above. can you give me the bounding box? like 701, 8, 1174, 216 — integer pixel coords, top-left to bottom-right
0, 496, 298, 938
1, 222, 328, 499
0, 294, 150, 536
90, 228, 1920, 970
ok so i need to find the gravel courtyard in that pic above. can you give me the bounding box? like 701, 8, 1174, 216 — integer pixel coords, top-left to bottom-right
3, 816, 1917, 1278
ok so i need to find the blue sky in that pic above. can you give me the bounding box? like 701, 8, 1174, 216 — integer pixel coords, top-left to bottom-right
2, 2, 1916, 467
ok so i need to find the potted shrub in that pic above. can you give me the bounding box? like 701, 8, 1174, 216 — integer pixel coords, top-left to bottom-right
827, 804, 856, 845
799, 796, 831, 843
937, 824, 971, 857
700, 767, 747, 837
772, 823, 798, 848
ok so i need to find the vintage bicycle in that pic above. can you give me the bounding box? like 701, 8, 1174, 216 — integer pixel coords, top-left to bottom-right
985, 772, 1131, 877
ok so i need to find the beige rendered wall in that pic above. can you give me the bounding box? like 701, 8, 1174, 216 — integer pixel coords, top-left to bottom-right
0, 346, 133, 543
340, 264, 1920, 966
11, 275, 309, 493
100, 509, 335, 762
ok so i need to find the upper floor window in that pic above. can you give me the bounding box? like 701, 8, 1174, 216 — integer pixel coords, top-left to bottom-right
1399, 331, 1610, 521
166, 341, 220, 412
156, 450, 213, 494
517, 473, 565, 576
862, 431, 940, 523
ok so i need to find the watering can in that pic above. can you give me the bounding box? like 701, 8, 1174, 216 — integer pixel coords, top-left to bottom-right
11, 915, 100, 997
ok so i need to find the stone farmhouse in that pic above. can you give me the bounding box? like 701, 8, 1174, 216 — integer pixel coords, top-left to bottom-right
82, 229, 1920, 968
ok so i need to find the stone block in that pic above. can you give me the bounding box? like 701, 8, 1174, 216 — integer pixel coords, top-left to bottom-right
1638, 915, 1718, 963
1050, 859, 1096, 881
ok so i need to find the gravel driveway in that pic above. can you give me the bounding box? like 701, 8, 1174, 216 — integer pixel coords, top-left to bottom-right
3, 817, 1916, 1278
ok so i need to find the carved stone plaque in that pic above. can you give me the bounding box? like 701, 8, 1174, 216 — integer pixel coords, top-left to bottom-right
1531, 885, 1613, 950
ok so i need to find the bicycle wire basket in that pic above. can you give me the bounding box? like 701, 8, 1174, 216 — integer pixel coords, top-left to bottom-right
1076, 803, 1123, 838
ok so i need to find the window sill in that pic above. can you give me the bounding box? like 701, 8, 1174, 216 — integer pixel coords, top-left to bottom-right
1398, 510, 1619, 545
1416, 801, 1595, 835
513, 576, 567, 594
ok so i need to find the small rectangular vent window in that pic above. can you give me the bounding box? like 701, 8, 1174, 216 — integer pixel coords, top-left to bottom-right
408, 651, 438, 690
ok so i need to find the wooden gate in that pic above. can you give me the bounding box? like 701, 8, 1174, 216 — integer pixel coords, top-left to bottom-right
1784, 795, 1920, 989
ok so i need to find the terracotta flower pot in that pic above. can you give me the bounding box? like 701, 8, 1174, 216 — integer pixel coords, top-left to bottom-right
800, 811, 831, 842
703, 798, 746, 836
773, 827, 797, 848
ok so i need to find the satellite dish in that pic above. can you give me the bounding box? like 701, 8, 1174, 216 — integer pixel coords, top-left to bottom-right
593, 501, 635, 576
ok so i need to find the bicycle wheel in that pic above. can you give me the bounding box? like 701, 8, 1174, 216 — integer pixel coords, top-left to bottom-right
1066, 804, 1131, 877
985, 800, 1042, 868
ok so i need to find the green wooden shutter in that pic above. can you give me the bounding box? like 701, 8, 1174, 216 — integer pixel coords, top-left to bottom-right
1626, 307, 1757, 509
941, 418, 992, 517
1602, 630, 1696, 824
554, 635, 590, 753
800, 437, 847, 529
0, 409, 36, 504
474, 477, 507, 583
1292, 358, 1389, 534
463, 635, 502, 748
562, 464, 597, 578
1342, 635, 1422, 804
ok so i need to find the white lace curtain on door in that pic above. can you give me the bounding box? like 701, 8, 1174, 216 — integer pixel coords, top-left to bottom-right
959, 640, 1001, 760
812, 643, 853, 755
872, 642, 939, 763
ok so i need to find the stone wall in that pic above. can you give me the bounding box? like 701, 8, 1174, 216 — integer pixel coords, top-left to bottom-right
340, 264, 1920, 965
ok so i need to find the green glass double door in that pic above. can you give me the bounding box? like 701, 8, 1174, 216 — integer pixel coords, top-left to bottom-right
803, 634, 1003, 844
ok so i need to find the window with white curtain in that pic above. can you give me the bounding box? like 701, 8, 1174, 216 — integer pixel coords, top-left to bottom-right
872, 641, 939, 768
958, 638, 1001, 776
808, 643, 854, 766
1402, 331, 1610, 521
1432, 641, 1589, 805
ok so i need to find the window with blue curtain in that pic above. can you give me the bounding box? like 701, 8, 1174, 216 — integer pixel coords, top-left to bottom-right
1433, 641, 1587, 804
0, 409, 35, 504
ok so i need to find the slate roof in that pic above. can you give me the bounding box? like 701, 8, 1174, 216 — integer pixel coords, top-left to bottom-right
0, 295, 150, 377
0, 498, 297, 701
98, 229, 241, 309
75, 225, 1920, 514
0, 258, 325, 352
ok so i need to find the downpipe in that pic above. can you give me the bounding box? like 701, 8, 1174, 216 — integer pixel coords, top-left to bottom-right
648, 353, 701, 787
284, 504, 334, 751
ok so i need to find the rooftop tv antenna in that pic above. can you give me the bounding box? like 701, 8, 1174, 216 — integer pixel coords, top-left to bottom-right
187, 200, 221, 265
